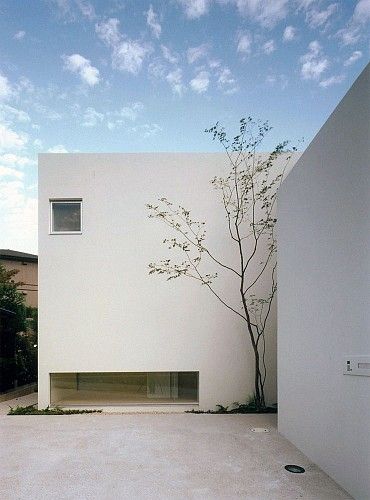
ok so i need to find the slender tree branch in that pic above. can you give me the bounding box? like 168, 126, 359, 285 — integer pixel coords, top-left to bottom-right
148, 117, 296, 411
183, 248, 249, 324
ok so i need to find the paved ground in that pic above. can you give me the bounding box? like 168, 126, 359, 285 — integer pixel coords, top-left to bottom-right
0, 383, 37, 403
0, 409, 351, 500
0, 391, 38, 414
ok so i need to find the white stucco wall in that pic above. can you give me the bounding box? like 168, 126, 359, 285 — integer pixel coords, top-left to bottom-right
278, 64, 370, 498
39, 153, 296, 411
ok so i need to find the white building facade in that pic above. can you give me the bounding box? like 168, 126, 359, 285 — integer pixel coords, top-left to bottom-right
278, 64, 370, 498
38, 153, 292, 411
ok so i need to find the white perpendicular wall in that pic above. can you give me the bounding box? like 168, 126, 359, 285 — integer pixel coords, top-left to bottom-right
278, 63, 370, 499
38, 152, 298, 412
343, 356, 370, 377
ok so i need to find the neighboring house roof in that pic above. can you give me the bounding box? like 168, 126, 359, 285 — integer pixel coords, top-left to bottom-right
0, 249, 38, 263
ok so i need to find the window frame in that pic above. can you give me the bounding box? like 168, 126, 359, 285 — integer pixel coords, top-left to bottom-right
49, 199, 83, 235
49, 371, 199, 406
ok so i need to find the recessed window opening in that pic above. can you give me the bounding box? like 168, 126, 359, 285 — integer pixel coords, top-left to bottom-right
50, 372, 199, 406
50, 199, 82, 234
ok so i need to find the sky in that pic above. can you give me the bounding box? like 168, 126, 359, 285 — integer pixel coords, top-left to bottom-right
0, 0, 368, 254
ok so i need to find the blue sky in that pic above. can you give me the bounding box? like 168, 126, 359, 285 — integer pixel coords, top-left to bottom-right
0, 0, 368, 253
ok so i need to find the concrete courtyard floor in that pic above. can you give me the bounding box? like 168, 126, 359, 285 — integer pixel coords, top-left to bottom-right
0, 391, 38, 415
0, 397, 351, 500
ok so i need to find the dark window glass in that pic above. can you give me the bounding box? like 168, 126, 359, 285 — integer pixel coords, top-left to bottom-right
52, 202, 81, 232
50, 372, 199, 405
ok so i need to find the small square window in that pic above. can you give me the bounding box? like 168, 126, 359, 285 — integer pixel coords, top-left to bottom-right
50, 200, 82, 234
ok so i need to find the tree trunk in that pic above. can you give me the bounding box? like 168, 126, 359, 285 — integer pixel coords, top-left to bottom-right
253, 347, 266, 411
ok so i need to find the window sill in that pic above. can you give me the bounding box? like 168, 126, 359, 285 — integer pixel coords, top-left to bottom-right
51, 402, 199, 407
49, 231, 82, 235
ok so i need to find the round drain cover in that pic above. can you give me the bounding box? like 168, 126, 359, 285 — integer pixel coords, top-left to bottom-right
251, 428, 269, 433
285, 465, 305, 474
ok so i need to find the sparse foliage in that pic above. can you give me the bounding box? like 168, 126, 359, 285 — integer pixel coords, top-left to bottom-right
147, 117, 296, 411
0, 264, 38, 386
0, 263, 26, 332
8, 405, 102, 415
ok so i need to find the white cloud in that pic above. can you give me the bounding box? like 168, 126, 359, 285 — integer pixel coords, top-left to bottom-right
112, 40, 152, 74
231, 0, 289, 28
0, 178, 37, 253
148, 58, 167, 79
319, 74, 345, 88
263, 39, 276, 54
0, 104, 30, 123
131, 123, 162, 138
0, 74, 13, 100
190, 71, 210, 93
96, 19, 152, 75
187, 43, 209, 64
296, 0, 315, 9
161, 45, 179, 64
82, 107, 104, 127
336, 0, 370, 45
344, 50, 363, 66
47, 144, 68, 153
49, 0, 73, 19
166, 69, 186, 95
300, 40, 329, 80
283, 25, 296, 41
95, 18, 121, 45
48, 0, 96, 22
305, 3, 338, 29
307, 39, 321, 54
209, 59, 221, 69
336, 25, 361, 45
75, 0, 96, 20
14, 30, 26, 40
265, 73, 288, 89
353, 0, 370, 23
146, 5, 161, 38
177, 0, 211, 18
0, 153, 36, 167
117, 102, 144, 121
63, 53, 100, 86
148, 51, 185, 95
17, 76, 34, 93
0, 165, 24, 179
32, 103, 62, 121
217, 67, 238, 94
87, 102, 145, 129
237, 32, 252, 54
106, 103, 145, 129
0, 123, 28, 151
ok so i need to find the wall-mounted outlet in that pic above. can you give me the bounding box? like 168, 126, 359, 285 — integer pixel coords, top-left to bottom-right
343, 356, 370, 377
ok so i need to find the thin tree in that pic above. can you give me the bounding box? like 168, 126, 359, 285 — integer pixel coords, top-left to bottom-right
146, 118, 296, 411
0, 263, 26, 332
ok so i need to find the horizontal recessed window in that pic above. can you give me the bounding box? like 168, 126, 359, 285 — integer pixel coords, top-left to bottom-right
50, 372, 199, 406
50, 199, 82, 234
